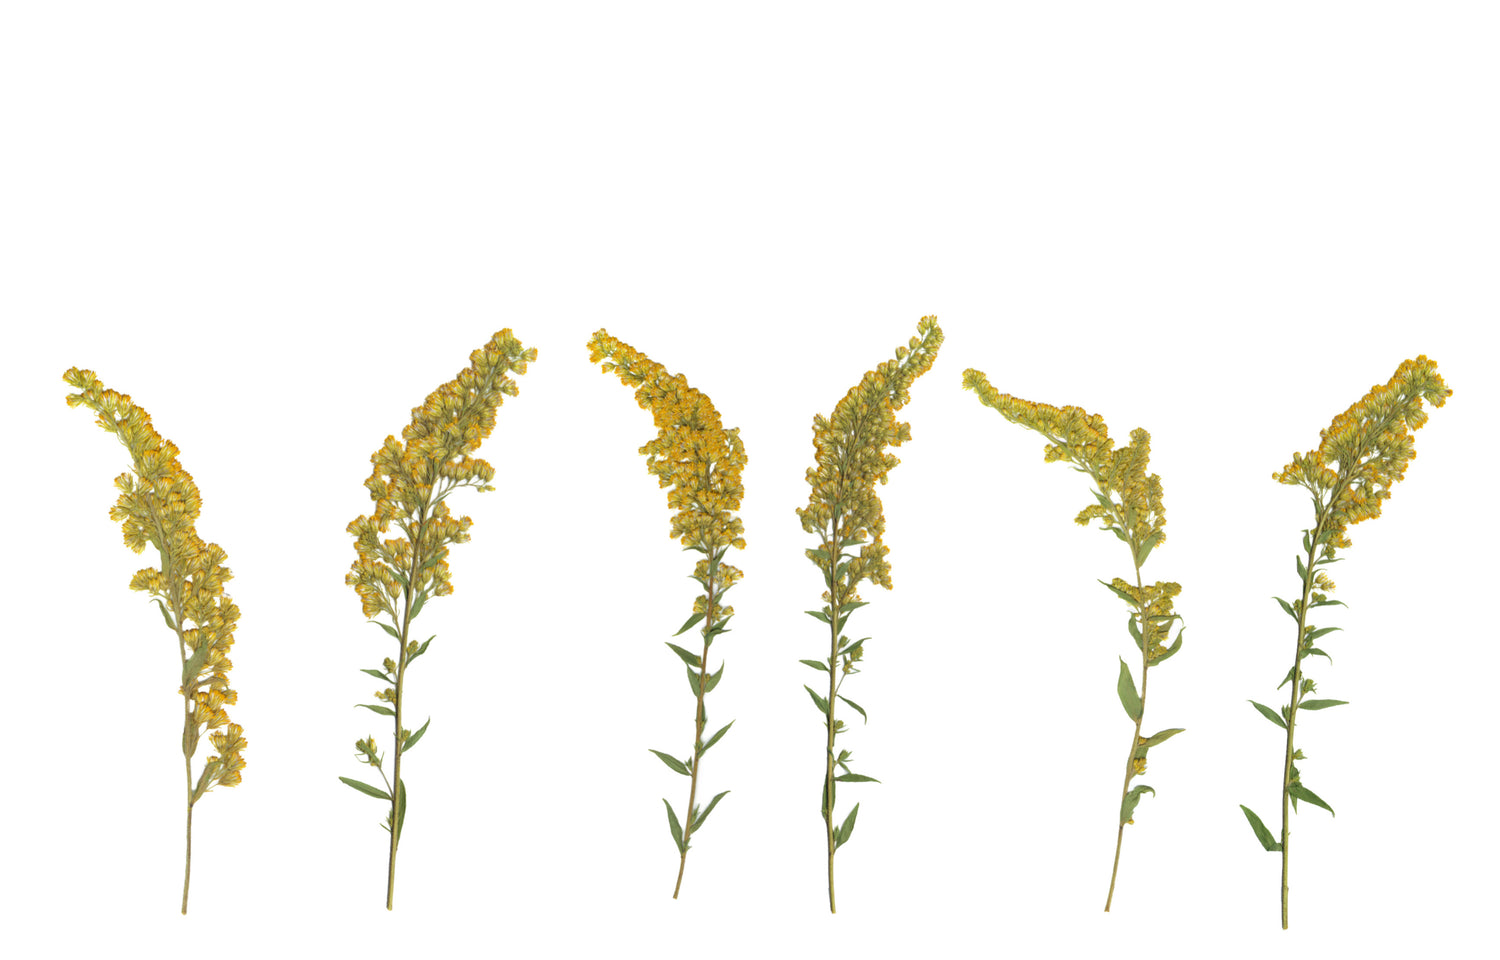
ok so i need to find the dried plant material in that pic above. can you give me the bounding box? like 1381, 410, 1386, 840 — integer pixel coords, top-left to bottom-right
588, 328, 747, 899
1240, 356, 1450, 929
963, 368, 1184, 912
798, 316, 942, 913
342, 329, 535, 909
64, 368, 246, 914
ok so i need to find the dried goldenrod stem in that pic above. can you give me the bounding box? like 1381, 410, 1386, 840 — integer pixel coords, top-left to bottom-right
64, 368, 246, 914
342, 330, 535, 909
962, 368, 1184, 912
1241, 356, 1450, 929
798, 317, 943, 913
587, 329, 746, 900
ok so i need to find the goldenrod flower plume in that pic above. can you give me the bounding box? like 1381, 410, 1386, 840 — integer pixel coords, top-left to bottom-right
63, 367, 245, 914
340, 329, 535, 911
587, 328, 746, 900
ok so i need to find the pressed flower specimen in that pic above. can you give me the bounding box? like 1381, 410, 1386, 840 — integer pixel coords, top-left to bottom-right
64, 368, 247, 914
1239, 356, 1450, 929
962, 369, 1185, 912
342, 329, 535, 910
798, 316, 942, 913
587, 328, 747, 899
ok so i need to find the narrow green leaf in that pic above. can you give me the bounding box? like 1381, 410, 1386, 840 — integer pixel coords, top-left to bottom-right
699, 721, 734, 756
1128, 615, 1144, 651
409, 590, 427, 621
1303, 647, 1333, 663
1277, 665, 1296, 690
1100, 579, 1138, 605
835, 802, 860, 848
1299, 699, 1349, 711
804, 609, 831, 624
674, 612, 706, 636
182, 642, 210, 687
1273, 597, 1298, 620
1288, 782, 1335, 816
338, 776, 391, 801
1151, 631, 1183, 664
1140, 728, 1186, 748
835, 773, 880, 783
1135, 530, 1163, 567
1240, 805, 1282, 851
408, 635, 435, 663
805, 685, 830, 714
1249, 700, 1287, 729
1309, 598, 1347, 609
396, 779, 408, 840
1117, 658, 1143, 722
799, 659, 831, 672
837, 694, 868, 723
704, 662, 724, 693
649, 749, 692, 776
691, 790, 730, 832
1296, 555, 1307, 581
357, 703, 395, 716
840, 638, 867, 661
1121, 784, 1155, 823
360, 668, 394, 683
1305, 626, 1342, 642
686, 664, 702, 695
664, 799, 686, 854
841, 601, 870, 614
665, 642, 702, 668
403, 717, 431, 753
152, 598, 177, 631
371, 619, 401, 639
705, 614, 734, 638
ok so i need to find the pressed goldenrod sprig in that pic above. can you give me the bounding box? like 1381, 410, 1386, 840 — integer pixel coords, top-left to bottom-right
342, 329, 535, 910
798, 316, 942, 914
587, 328, 746, 900
1240, 356, 1450, 929
63, 368, 246, 915
962, 369, 1185, 912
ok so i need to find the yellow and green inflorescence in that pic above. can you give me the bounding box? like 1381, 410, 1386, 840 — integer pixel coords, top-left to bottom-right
962, 368, 1184, 912
587, 328, 746, 899
64, 368, 246, 914
799, 316, 943, 914
342, 329, 535, 910
1240, 356, 1450, 930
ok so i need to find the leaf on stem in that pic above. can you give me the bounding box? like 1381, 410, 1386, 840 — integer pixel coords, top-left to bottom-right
1100, 579, 1138, 605
1240, 805, 1282, 851
1121, 784, 1155, 824
649, 749, 692, 776
408, 635, 435, 664
675, 612, 706, 636
1288, 782, 1334, 816
805, 685, 830, 714
403, 717, 431, 753
1117, 658, 1143, 722
835, 773, 880, 783
1299, 699, 1349, 711
360, 668, 394, 683
370, 619, 402, 639
1305, 626, 1342, 643
357, 703, 395, 716
699, 721, 734, 756
666, 642, 702, 668
805, 609, 831, 624
396, 779, 408, 840
339, 776, 391, 801
835, 802, 860, 849
1139, 728, 1185, 748
664, 799, 686, 854
837, 694, 868, 723
152, 598, 177, 631
691, 790, 730, 832
1135, 530, 1163, 567
1248, 700, 1287, 729
1273, 597, 1298, 620
799, 659, 831, 672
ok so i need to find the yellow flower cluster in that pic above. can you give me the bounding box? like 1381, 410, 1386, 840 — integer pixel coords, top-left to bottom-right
63, 367, 246, 794
962, 370, 1166, 554
1109, 577, 1183, 662
1273, 355, 1451, 549
346, 330, 535, 621
587, 329, 747, 622
797, 317, 943, 604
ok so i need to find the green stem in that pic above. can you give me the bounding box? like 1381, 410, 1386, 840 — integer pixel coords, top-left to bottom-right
1104, 561, 1148, 911
1281, 514, 1325, 929
182, 761, 193, 915
673, 548, 716, 899
824, 524, 843, 914
387, 498, 433, 910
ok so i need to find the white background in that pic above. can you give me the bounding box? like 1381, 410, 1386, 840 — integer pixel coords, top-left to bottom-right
3, 3, 1496, 958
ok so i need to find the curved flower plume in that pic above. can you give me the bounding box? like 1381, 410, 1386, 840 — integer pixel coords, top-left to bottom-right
587, 328, 746, 899
63, 367, 245, 914
341, 329, 535, 911
963, 368, 1183, 912
1242, 356, 1450, 929
799, 316, 943, 914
